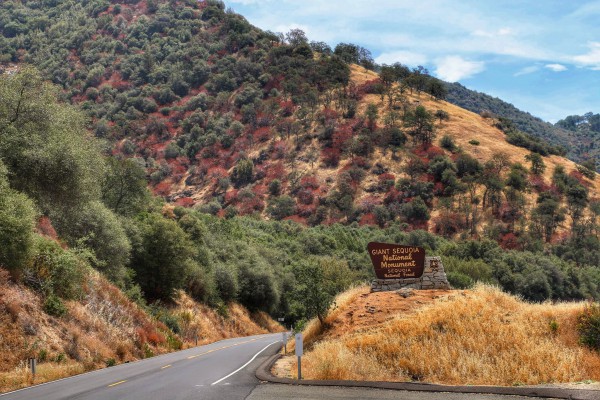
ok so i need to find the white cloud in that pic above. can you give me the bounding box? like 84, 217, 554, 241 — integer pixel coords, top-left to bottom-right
573, 42, 600, 69
472, 27, 514, 38
514, 65, 539, 76
434, 56, 485, 82
498, 27, 513, 36
545, 63, 567, 72
375, 51, 427, 67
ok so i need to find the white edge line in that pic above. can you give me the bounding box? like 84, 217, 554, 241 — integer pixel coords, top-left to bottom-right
211, 341, 280, 386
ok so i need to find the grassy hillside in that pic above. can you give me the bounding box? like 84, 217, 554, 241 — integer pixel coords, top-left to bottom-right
277, 285, 600, 386
0, 267, 280, 393
445, 82, 577, 158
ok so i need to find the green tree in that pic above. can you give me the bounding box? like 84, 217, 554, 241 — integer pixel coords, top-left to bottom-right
237, 262, 279, 313
102, 157, 149, 216
131, 213, 196, 301
435, 110, 450, 124
566, 180, 589, 234
0, 161, 37, 275
404, 105, 436, 146
231, 158, 254, 186
427, 80, 448, 100
365, 103, 379, 131
531, 192, 565, 242
267, 195, 296, 220
293, 261, 335, 324
0, 67, 103, 220
65, 201, 132, 283
525, 152, 546, 175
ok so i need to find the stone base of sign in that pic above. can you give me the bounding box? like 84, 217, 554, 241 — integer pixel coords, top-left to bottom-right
371, 256, 450, 292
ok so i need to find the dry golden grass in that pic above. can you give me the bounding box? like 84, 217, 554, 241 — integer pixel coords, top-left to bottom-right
0, 362, 86, 392
295, 285, 600, 386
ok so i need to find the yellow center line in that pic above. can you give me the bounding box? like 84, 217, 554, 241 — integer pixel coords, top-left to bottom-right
108, 380, 127, 387
161, 364, 172, 369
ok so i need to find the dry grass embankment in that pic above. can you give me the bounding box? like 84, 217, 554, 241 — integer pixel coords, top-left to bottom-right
0, 268, 281, 393
278, 285, 600, 386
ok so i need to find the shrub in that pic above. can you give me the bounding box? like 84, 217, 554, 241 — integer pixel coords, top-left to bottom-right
0, 184, 37, 275
158, 312, 181, 334
447, 271, 474, 289
469, 139, 480, 145
577, 303, 600, 351
25, 237, 87, 300
44, 294, 67, 317
215, 267, 238, 302
439, 135, 457, 151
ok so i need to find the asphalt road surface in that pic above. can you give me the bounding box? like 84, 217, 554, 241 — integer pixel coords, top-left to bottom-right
0, 333, 282, 400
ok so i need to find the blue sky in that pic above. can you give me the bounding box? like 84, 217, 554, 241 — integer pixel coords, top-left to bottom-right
224, 0, 600, 123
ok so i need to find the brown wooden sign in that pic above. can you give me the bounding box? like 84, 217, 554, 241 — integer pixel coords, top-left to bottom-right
367, 242, 425, 279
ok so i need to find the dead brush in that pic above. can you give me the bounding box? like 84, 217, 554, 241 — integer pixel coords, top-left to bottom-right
5, 301, 21, 323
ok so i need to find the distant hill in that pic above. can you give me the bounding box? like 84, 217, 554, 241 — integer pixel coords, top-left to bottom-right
555, 112, 600, 168
445, 82, 581, 161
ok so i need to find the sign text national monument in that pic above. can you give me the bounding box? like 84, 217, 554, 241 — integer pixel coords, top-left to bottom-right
368, 242, 450, 291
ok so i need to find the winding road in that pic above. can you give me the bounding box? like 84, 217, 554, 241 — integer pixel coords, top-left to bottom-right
0, 333, 281, 400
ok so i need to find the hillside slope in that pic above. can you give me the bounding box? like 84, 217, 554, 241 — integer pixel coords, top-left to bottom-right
275, 285, 600, 386
0, 0, 598, 248
445, 82, 577, 159
0, 267, 281, 393
354, 66, 600, 195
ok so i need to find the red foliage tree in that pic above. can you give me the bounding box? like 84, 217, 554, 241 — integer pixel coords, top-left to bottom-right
499, 232, 520, 250
359, 213, 377, 226
322, 148, 341, 167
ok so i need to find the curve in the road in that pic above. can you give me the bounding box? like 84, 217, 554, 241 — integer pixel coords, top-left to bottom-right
1, 333, 283, 400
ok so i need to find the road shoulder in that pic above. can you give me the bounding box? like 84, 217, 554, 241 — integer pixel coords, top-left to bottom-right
255, 354, 599, 400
